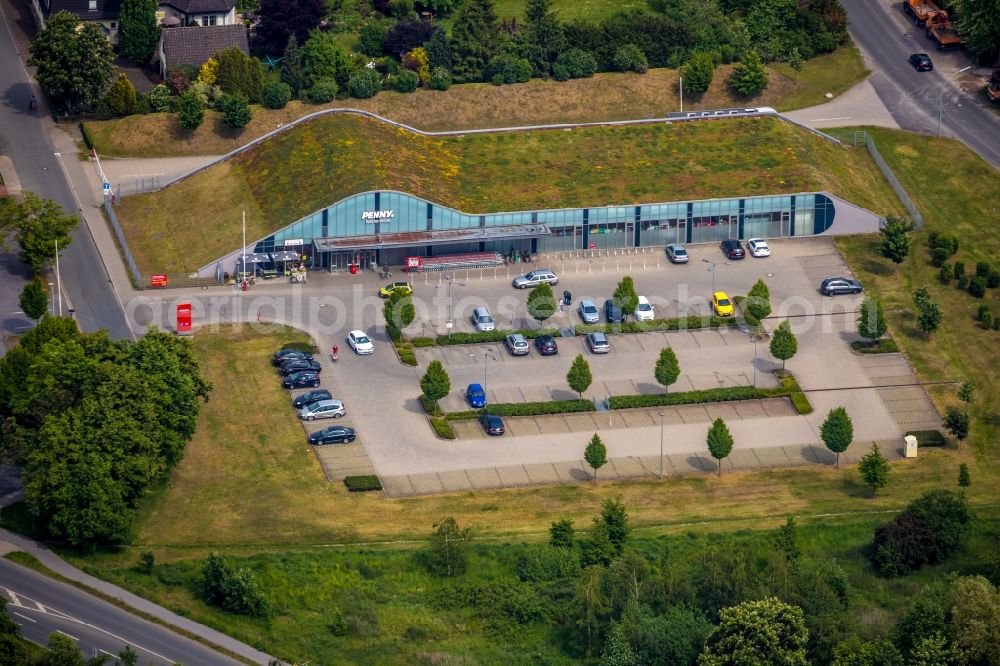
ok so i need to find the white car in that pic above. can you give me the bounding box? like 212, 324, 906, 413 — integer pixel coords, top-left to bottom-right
747, 238, 771, 257
347, 330, 374, 355
634, 296, 654, 321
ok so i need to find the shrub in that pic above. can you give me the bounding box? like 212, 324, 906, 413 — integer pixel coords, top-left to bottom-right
436, 328, 558, 345
938, 263, 952, 284
104, 73, 138, 116
428, 67, 451, 90
430, 418, 455, 439
729, 48, 768, 97
870, 490, 970, 576
930, 247, 950, 267
988, 270, 1000, 288
610, 386, 761, 409
347, 68, 382, 98
358, 20, 389, 56
905, 430, 946, 447
307, 79, 338, 103
554, 48, 598, 79
218, 93, 251, 129
789, 392, 813, 415
681, 50, 718, 93
574, 316, 737, 336
957, 274, 969, 290
994, 317, 1000, 331
968, 276, 987, 298
977, 303, 991, 321
982, 311, 994, 330
516, 545, 581, 582
201, 553, 271, 618
146, 83, 173, 112
613, 44, 648, 73
931, 233, 958, 255
953, 261, 965, 278
392, 69, 420, 92
485, 53, 532, 85
344, 475, 382, 492
411, 337, 437, 347
261, 81, 292, 109
975, 261, 990, 278
445, 399, 594, 420
398, 347, 417, 366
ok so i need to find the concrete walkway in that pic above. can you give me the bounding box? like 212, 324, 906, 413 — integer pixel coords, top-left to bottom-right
784, 77, 899, 129
0, 529, 279, 664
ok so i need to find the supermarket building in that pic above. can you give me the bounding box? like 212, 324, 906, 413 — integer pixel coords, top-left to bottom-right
201, 189, 882, 277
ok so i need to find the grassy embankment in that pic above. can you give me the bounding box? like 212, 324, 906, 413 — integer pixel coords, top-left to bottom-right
114, 111, 900, 274
83, 45, 866, 158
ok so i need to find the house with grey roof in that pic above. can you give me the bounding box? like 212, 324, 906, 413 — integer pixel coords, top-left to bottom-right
156, 24, 248, 77
31, 0, 235, 45
32, 0, 123, 43
156, 0, 236, 29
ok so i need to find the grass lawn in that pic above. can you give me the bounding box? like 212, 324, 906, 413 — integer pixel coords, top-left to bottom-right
83, 45, 866, 158
434, 0, 646, 32
114, 112, 903, 274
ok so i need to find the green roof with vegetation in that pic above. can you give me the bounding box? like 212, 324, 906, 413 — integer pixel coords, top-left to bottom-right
116, 113, 904, 273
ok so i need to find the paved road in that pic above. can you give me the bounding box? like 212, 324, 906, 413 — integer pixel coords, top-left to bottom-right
0, 0, 132, 340
842, 0, 1000, 169
0, 558, 243, 665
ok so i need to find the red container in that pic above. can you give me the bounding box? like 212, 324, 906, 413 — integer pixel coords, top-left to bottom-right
349, 264, 358, 275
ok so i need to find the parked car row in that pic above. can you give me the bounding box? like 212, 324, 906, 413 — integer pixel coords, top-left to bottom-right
274, 347, 358, 446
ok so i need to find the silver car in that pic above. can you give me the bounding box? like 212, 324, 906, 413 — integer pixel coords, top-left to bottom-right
579, 299, 600, 324
505, 333, 530, 355
586, 331, 610, 354
299, 399, 346, 421
512, 269, 558, 289
666, 244, 689, 263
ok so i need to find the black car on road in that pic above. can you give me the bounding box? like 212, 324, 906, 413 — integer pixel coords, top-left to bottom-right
820, 277, 863, 296
604, 299, 626, 323
720, 239, 745, 260
534, 334, 559, 355
272, 349, 313, 366
309, 426, 356, 445
480, 413, 505, 436
292, 389, 332, 409
283, 371, 321, 389
279, 358, 323, 375
909, 53, 933, 71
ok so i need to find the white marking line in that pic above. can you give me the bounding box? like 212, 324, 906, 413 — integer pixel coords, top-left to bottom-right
100, 649, 117, 657
13, 612, 36, 623
57, 629, 79, 641
808, 116, 851, 122
6, 590, 20, 606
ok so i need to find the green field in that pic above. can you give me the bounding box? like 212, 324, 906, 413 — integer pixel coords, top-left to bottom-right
115, 113, 902, 274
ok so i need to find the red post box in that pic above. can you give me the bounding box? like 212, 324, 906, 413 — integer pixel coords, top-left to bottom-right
176, 302, 192, 335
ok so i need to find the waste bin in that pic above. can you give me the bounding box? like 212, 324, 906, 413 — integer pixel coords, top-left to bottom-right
563, 291, 572, 306
349, 264, 358, 275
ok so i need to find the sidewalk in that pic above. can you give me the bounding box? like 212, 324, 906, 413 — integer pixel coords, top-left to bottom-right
0, 528, 279, 664
783, 77, 899, 129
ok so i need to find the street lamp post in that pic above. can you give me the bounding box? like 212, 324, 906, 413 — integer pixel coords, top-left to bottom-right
446, 274, 454, 340
752, 333, 758, 388
938, 66, 972, 137
468, 348, 496, 390
658, 411, 665, 479
702, 258, 729, 296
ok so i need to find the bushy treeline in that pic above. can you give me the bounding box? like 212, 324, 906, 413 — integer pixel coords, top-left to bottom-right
0, 318, 211, 548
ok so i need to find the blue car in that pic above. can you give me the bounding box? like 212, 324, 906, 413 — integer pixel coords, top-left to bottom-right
466, 383, 487, 408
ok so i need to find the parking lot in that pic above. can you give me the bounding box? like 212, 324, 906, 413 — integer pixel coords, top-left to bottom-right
251, 236, 936, 491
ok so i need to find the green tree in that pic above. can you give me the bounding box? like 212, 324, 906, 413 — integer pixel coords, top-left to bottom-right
261, 81, 292, 109
602, 622, 638, 666
118, 645, 139, 666
280, 35, 306, 95
177, 90, 205, 132
0, 192, 79, 273
519, 0, 564, 75
580, 519, 617, 568
745, 278, 772, 320
858, 443, 889, 497
699, 597, 809, 666
957, 380, 975, 416
549, 518, 575, 548
950, 575, 1000, 665
302, 30, 355, 88
527, 282, 558, 322
428, 517, 471, 576
219, 93, 252, 129
910, 633, 962, 666
19, 279, 48, 321
118, 0, 159, 64
28, 11, 115, 112
425, 27, 452, 71
774, 516, 801, 564
943, 408, 969, 446
728, 48, 768, 97
706, 418, 733, 477
138, 550, 155, 574
787, 47, 804, 78
584, 433, 607, 484
598, 496, 630, 553
569, 565, 611, 655
384, 290, 415, 336
214, 46, 264, 102
104, 72, 138, 116
769, 320, 797, 370
420, 359, 451, 405
958, 463, 970, 489
613, 276, 639, 315
347, 68, 382, 98
820, 407, 853, 469
0, 599, 27, 666
45, 631, 85, 665
682, 50, 717, 94
449, 0, 502, 82
831, 638, 904, 666
880, 217, 914, 275
951, 0, 1000, 59
654, 347, 680, 394
857, 297, 888, 347
635, 605, 713, 666
567, 354, 593, 398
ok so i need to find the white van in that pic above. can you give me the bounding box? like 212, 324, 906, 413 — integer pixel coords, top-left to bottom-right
472, 306, 495, 332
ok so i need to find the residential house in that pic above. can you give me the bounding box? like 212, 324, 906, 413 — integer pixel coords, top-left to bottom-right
156, 0, 236, 29
32, 0, 123, 44
157, 23, 248, 77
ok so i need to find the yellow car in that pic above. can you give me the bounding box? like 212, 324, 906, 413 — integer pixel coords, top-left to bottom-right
712, 291, 734, 317
379, 282, 413, 299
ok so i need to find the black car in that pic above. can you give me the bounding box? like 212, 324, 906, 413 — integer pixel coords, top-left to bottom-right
534, 334, 559, 355
604, 299, 626, 323
480, 413, 505, 436
292, 388, 332, 409
272, 348, 312, 366
283, 371, 321, 389
909, 53, 933, 72
820, 277, 863, 296
720, 239, 746, 260
308, 425, 356, 445
279, 358, 323, 376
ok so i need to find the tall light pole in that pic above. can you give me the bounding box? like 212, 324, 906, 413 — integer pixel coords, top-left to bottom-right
446, 274, 454, 341
658, 411, 665, 479
752, 333, 758, 388
938, 65, 972, 137
54, 239, 62, 316
702, 258, 729, 296
679, 76, 684, 113
468, 348, 496, 390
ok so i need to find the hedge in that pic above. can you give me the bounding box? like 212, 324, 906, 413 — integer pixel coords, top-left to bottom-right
411, 337, 437, 347
420, 395, 443, 416
905, 430, 946, 447
609, 386, 761, 409
851, 339, 900, 354
436, 328, 559, 346
430, 417, 455, 439
574, 316, 738, 336
788, 392, 813, 415
344, 475, 382, 492
445, 399, 595, 421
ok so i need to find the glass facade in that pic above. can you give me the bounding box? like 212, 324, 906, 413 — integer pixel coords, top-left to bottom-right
247, 190, 843, 267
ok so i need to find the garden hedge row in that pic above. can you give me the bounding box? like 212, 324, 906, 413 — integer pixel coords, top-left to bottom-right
573, 316, 738, 336
609, 386, 762, 409
446, 399, 595, 421
430, 417, 455, 439
435, 328, 560, 346
343, 475, 382, 492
